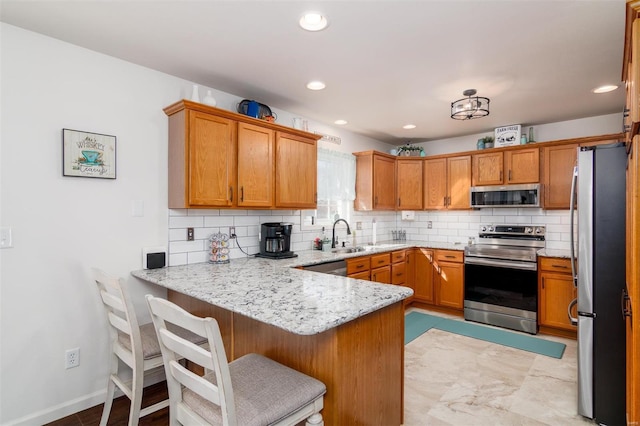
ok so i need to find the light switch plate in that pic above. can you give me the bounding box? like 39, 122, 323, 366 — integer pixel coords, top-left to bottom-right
0, 227, 13, 248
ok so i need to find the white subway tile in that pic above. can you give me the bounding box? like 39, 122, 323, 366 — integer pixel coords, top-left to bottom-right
235, 216, 261, 226
169, 209, 188, 217
189, 209, 219, 216
169, 253, 187, 266
169, 216, 204, 228
169, 228, 185, 241
204, 216, 235, 227
170, 240, 205, 253
188, 251, 209, 265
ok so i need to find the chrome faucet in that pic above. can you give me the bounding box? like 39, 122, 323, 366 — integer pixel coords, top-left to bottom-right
332, 218, 352, 248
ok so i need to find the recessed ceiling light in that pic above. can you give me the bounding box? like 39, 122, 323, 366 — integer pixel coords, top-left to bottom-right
592, 85, 618, 93
334, 119, 348, 125
403, 124, 417, 129
306, 81, 326, 90
299, 12, 328, 31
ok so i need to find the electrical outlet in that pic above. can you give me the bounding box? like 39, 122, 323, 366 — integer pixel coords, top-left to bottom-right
0, 227, 12, 248
356, 222, 362, 230
229, 226, 236, 238
187, 227, 194, 241
65, 348, 80, 369
427, 221, 433, 229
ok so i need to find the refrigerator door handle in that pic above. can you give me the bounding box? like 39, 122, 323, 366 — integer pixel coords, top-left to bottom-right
569, 165, 578, 288
568, 297, 578, 326
622, 287, 632, 320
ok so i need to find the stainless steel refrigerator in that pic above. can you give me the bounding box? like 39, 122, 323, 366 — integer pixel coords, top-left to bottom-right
569, 143, 626, 425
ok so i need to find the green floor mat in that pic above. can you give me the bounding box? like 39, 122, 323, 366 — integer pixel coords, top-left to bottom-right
405, 312, 566, 359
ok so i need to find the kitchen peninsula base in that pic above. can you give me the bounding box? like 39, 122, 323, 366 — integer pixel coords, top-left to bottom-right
168, 290, 405, 425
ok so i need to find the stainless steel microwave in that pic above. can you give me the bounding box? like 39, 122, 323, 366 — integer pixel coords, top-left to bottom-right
470, 183, 541, 208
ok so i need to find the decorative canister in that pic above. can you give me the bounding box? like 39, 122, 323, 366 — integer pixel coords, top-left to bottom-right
477, 138, 485, 150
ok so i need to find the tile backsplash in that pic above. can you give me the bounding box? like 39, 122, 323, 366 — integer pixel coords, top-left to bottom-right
169, 208, 574, 266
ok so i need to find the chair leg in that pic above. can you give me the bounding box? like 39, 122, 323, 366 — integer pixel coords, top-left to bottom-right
128, 363, 144, 426
305, 413, 324, 426
99, 353, 118, 426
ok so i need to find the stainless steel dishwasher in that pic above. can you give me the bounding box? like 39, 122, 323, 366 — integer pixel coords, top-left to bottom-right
303, 259, 347, 276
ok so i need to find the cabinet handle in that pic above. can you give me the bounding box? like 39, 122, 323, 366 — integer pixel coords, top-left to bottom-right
398, 197, 401, 207
551, 264, 569, 269
229, 186, 233, 202
508, 170, 512, 181
500, 171, 503, 181
377, 260, 384, 264
315, 192, 317, 203
375, 196, 378, 206
445, 255, 455, 259
240, 186, 244, 202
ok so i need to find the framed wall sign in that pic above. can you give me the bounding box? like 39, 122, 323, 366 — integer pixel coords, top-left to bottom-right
494, 124, 521, 147
62, 128, 116, 179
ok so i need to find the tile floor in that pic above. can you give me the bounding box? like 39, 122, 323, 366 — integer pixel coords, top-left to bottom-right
403, 308, 594, 426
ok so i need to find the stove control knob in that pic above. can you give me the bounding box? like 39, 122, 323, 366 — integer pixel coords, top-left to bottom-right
525, 227, 533, 234
488, 226, 494, 232
480, 226, 486, 232
535, 227, 543, 234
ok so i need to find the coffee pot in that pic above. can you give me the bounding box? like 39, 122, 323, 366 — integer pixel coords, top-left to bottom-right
257, 222, 297, 259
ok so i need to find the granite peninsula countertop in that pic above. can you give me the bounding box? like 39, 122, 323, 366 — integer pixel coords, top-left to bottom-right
132, 241, 569, 336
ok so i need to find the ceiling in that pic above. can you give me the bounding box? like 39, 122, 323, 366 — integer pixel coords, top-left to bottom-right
0, 0, 628, 145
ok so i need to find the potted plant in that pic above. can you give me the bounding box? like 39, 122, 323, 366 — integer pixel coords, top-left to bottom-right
483, 136, 495, 149
398, 143, 424, 156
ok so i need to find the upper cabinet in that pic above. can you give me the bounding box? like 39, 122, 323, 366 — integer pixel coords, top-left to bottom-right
354, 151, 396, 211
472, 148, 539, 186
396, 158, 423, 210
542, 143, 577, 209
424, 155, 471, 210
164, 100, 320, 209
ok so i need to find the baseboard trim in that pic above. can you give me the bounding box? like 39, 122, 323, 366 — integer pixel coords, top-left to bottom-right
5, 369, 166, 425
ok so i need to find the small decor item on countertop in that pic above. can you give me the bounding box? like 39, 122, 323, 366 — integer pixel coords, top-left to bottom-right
203, 90, 217, 106
528, 126, 535, 143
477, 138, 485, 150
494, 124, 521, 147
520, 134, 528, 144
209, 232, 230, 264
483, 135, 494, 148
190, 84, 200, 102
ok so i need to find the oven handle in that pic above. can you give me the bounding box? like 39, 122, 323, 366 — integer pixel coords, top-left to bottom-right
464, 256, 537, 271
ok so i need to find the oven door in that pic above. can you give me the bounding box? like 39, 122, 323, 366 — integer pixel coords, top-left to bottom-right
464, 257, 538, 313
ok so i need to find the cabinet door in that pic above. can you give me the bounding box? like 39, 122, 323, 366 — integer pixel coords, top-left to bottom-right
396, 159, 423, 210
237, 123, 274, 207
404, 249, 416, 304
447, 156, 471, 209
539, 272, 577, 331
424, 158, 447, 210
506, 148, 539, 184
275, 132, 317, 208
187, 111, 236, 207
472, 152, 503, 186
371, 266, 391, 284
349, 271, 371, 281
374, 155, 396, 210
543, 144, 578, 209
391, 262, 406, 285
414, 249, 434, 303
435, 261, 464, 310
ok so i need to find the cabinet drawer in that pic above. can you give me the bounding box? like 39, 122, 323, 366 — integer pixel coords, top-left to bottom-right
391, 250, 406, 264
539, 257, 573, 273
347, 257, 371, 275
370, 253, 391, 268
391, 262, 406, 285
435, 250, 463, 263
348, 270, 370, 281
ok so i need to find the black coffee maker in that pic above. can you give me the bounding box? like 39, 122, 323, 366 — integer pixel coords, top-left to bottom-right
257, 222, 297, 259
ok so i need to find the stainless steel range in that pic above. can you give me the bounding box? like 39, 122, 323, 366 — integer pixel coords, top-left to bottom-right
464, 224, 546, 334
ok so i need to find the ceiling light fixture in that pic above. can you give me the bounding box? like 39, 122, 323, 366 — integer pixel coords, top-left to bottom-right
592, 84, 618, 94
451, 89, 490, 120
334, 119, 348, 125
403, 124, 416, 129
299, 12, 328, 31
306, 81, 326, 90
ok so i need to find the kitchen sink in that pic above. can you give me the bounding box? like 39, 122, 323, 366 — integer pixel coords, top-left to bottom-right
331, 243, 405, 254
331, 247, 365, 254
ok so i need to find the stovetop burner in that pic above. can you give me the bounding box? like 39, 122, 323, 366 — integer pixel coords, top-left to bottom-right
466, 224, 546, 262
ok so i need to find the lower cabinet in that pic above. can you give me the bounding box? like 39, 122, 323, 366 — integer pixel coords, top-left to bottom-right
538, 257, 577, 336
347, 251, 406, 285
411, 248, 464, 311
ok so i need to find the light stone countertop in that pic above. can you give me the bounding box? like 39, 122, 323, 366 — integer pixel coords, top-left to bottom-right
131, 241, 465, 336
537, 248, 572, 259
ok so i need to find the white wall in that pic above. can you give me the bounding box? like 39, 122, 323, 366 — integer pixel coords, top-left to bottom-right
0, 22, 622, 425
0, 24, 390, 425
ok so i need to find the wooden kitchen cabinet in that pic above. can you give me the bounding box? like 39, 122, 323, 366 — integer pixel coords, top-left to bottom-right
274, 132, 317, 208
413, 248, 435, 304
396, 158, 423, 210
164, 100, 320, 209
538, 257, 577, 336
370, 253, 391, 283
354, 151, 396, 210
237, 122, 273, 207
471, 148, 539, 186
391, 250, 407, 285
169, 109, 237, 208
434, 250, 464, 310
542, 143, 578, 209
347, 256, 371, 277
424, 155, 471, 210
